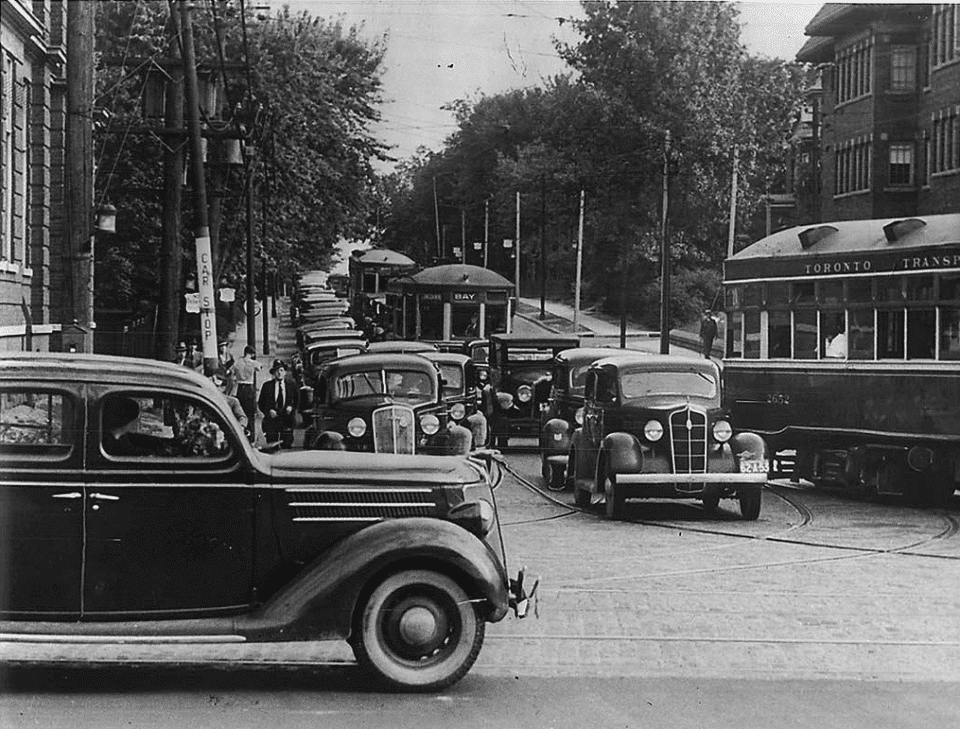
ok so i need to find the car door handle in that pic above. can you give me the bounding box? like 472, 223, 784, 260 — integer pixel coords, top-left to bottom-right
52, 492, 82, 499
89, 492, 120, 501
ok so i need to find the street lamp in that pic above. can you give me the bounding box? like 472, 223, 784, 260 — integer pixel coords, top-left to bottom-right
95, 203, 117, 234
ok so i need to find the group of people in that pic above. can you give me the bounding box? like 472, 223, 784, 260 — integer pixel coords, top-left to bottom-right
171, 337, 300, 449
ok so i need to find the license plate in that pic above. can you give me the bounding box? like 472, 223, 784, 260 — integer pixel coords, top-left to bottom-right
740, 459, 769, 473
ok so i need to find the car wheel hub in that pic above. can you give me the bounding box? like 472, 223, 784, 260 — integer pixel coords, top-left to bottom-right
388, 597, 449, 657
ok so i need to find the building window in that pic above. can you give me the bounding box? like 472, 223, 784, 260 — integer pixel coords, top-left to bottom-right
837, 38, 873, 104
835, 139, 872, 194
932, 3, 958, 68
1, 52, 14, 262
888, 144, 914, 186
890, 46, 917, 91
932, 110, 960, 174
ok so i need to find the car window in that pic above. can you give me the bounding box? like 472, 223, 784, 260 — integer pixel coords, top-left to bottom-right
437, 364, 464, 396
333, 371, 385, 400
386, 370, 434, 403
618, 370, 718, 399
0, 389, 75, 458
100, 393, 233, 459
506, 348, 555, 362
570, 364, 593, 393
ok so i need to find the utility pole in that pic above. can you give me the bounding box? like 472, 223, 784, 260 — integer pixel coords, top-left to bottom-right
539, 175, 546, 320
179, 0, 218, 372
483, 198, 489, 268
158, 14, 185, 361
514, 191, 521, 301
573, 189, 585, 334
65, 0, 95, 352
727, 145, 739, 259
460, 207, 466, 264
245, 152, 257, 351
433, 176, 441, 260
659, 131, 671, 355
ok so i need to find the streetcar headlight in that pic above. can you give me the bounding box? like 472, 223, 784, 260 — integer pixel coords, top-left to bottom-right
347, 417, 367, 437
420, 413, 440, 435
644, 419, 664, 442
713, 420, 733, 443
575, 407, 585, 425
516, 384, 533, 403
450, 402, 466, 421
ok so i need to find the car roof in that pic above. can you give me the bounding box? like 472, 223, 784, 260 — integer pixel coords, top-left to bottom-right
319, 352, 440, 375
0, 352, 214, 392
489, 333, 580, 347
303, 329, 365, 341
554, 347, 642, 365
304, 338, 368, 351
591, 352, 718, 372
367, 340, 440, 353
420, 351, 472, 366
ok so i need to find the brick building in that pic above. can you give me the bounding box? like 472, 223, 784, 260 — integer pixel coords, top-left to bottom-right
793, 3, 960, 223
0, 0, 68, 352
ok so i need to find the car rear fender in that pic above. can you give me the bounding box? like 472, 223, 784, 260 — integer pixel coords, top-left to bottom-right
540, 417, 572, 455
600, 431, 644, 474
239, 517, 508, 641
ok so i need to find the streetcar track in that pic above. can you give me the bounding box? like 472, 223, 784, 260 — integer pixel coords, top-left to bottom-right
499, 459, 960, 589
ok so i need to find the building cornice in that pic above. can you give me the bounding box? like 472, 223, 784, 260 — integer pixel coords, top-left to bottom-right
1, 0, 45, 40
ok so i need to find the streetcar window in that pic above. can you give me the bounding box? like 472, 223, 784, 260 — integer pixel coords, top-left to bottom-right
907, 309, 935, 359
847, 278, 873, 303
940, 308, 960, 360
878, 276, 905, 302
794, 310, 818, 359
743, 284, 762, 309
419, 297, 443, 340
768, 311, 792, 358
725, 285, 741, 310
791, 281, 815, 304
940, 275, 960, 301
878, 310, 905, 359
818, 280, 844, 305
821, 312, 847, 359
744, 312, 761, 359
849, 309, 875, 359
906, 275, 934, 302
727, 312, 743, 358
766, 281, 790, 307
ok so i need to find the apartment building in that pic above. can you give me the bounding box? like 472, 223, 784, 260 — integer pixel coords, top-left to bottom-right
794, 3, 960, 222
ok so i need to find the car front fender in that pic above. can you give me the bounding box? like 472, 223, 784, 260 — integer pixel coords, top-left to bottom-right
600, 431, 644, 474
540, 417, 572, 455
238, 517, 509, 642
731, 431, 768, 464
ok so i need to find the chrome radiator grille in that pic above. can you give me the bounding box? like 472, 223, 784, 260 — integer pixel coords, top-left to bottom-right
669, 406, 708, 474
373, 405, 416, 454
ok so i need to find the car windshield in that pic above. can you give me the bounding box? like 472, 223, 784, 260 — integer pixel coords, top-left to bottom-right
437, 364, 464, 397
618, 369, 717, 399
505, 348, 555, 362
310, 347, 363, 366
332, 369, 435, 403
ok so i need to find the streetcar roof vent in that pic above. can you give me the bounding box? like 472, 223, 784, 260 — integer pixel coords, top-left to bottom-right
883, 218, 927, 243
797, 225, 838, 249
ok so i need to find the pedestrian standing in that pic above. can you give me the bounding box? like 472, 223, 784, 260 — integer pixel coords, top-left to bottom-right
699, 310, 719, 359
172, 341, 190, 367
186, 341, 204, 372
258, 359, 299, 448
216, 339, 236, 394
233, 345, 262, 438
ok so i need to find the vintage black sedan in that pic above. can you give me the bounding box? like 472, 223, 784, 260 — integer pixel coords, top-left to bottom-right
488, 334, 580, 447
304, 352, 457, 455
0, 353, 527, 691
421, 350, 488, 450
566, 353, 769, 520
539, 347, 634, 490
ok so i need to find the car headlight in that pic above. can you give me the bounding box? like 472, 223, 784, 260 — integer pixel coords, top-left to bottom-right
575, 407, 584, 425
450, 402, 466, 421
713, 420, 733, 443
517, 384, 533, 402
347, 417, 367, 437
644, 419, 664, 442
448, 498, 496, 537
420, 413, 440, 435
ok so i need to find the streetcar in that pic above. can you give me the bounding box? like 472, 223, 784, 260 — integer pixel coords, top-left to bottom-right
722, 213, 960, 504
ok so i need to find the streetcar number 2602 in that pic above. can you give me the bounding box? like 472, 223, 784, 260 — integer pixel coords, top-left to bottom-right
765, 393, 791, 405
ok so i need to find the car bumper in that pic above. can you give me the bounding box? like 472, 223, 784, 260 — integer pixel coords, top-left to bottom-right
615, 472, 768, 486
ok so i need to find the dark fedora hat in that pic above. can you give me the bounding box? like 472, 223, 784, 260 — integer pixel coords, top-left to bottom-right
269, 358, 287, 374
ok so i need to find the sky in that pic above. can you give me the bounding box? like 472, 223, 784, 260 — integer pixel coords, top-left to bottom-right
274, 0, 823, 166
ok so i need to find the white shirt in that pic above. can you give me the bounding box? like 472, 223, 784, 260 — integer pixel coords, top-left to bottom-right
825, 332, 847, 358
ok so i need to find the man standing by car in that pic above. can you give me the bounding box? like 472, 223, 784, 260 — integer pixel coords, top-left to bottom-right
258, 359, 299, 448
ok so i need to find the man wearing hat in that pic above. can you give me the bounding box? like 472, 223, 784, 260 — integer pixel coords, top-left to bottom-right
257, 359, 299, 448
173, 341, 190, 367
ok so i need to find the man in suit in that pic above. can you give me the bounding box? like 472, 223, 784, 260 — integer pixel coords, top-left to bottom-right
258, 359, 299, 448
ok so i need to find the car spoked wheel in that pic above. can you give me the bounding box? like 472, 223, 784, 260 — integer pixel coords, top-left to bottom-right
353, 570, 484, 692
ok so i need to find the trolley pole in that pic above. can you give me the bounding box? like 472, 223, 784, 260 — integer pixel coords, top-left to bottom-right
727, 146, 739, 259
514, 191, 521, 301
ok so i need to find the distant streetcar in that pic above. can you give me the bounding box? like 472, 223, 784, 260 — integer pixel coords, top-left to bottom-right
722, 213, 960, 504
